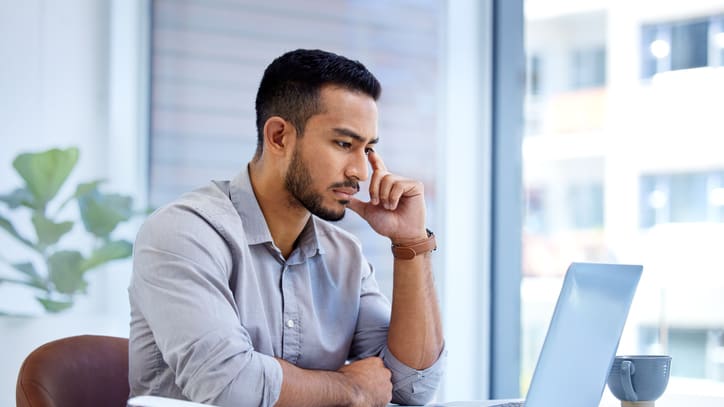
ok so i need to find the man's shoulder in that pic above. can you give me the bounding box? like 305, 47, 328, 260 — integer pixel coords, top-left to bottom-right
143, 181, 237, 232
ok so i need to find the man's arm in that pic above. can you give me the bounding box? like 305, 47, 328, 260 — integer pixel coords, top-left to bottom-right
132, 203, 395, 407
348, 151, 445, 392
130, 205, 283, 407
388, 250, 444, 369
274, 357, 392, 407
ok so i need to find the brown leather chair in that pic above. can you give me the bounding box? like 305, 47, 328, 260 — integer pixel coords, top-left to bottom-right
16, 334, 130, 407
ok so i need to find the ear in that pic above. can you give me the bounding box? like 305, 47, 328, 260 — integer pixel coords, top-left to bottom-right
262, 116, 296, 157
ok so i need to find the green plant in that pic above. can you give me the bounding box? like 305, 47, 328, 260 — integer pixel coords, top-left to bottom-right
0, 147, 139, 314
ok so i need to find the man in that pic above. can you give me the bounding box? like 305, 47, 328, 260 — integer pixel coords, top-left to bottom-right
129, 49, 445, 407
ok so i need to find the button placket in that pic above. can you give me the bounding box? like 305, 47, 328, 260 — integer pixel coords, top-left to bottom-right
280, 263, 301, 363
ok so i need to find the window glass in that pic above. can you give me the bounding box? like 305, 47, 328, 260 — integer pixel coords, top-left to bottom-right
641, 16, 722, 78
524, 1, 724, 400
671, 20, 709, 71
641, 25, 660, 79
570, 47, 606, 89
148, 0, 445, 299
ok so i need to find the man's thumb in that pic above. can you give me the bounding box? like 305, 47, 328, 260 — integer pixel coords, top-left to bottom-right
346, 197, 367, 217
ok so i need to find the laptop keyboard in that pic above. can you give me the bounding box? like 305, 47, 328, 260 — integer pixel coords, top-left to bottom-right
489, 402, 524, 407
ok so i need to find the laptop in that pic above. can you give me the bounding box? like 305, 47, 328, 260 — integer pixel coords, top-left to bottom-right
428, 262, 643, 407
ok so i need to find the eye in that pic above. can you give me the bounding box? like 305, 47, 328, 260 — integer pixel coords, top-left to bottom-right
364, 147, 374, 155
335, 141, 352, 149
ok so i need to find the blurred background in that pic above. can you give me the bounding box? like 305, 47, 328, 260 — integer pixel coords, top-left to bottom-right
522, 0, 724, 402
1, 0, 723, 406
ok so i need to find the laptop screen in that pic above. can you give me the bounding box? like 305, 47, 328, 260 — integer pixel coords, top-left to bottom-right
525, 262, 642, 407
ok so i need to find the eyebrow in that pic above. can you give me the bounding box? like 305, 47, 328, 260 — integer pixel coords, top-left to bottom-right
333, 127, 379, 145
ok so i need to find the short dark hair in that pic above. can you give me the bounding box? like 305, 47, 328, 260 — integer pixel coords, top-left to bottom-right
254, 49, 382, 157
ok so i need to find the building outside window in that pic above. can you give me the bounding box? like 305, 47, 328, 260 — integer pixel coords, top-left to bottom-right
523, 0, 724, 402
641, 16, 722, 78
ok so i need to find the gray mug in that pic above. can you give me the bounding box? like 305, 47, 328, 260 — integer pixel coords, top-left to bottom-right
607, 355, 672, 404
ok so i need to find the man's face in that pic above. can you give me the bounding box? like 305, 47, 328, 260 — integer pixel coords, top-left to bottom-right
284, 86, 379, 221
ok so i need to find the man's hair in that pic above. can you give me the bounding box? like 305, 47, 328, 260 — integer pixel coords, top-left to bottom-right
254, 49, 382, 157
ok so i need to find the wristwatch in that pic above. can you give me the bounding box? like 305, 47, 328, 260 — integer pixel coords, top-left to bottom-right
391, 229, 437, 260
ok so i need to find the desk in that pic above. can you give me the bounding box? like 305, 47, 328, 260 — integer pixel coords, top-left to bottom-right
599, 388, 724, 407
129, 387, 724, 407
419, 390, 722, 407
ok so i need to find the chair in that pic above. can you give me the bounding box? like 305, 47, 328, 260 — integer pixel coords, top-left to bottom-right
16, 334, 130, 407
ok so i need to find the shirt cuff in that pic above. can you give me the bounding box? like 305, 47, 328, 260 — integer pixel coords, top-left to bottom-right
380, 343, 447, 406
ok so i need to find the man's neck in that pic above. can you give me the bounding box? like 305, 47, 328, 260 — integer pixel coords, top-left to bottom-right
248, 161, 309, 259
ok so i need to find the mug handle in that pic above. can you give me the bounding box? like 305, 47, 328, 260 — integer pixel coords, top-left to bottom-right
620, 360, 638, 402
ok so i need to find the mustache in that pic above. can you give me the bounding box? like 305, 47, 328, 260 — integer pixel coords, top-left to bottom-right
330, 179, 360, 192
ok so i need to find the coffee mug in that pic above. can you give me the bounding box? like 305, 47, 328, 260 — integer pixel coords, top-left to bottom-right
607, 355, 672, 406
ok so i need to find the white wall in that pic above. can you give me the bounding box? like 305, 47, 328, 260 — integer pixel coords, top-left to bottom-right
0, 0, 108, 190
0, 1, 147, 405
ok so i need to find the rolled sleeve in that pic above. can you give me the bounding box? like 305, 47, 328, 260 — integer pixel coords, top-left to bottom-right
381, 344, 447, 406
350, 262, 446, 405
130, 205, 282, 407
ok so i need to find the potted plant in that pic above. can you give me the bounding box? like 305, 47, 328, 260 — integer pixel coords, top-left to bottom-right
0, 147, 141, 315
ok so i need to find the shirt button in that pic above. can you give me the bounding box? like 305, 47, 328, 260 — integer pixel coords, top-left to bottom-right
286, 319, 295, 328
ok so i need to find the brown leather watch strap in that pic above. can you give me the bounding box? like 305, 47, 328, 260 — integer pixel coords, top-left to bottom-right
391, 229, 437, 260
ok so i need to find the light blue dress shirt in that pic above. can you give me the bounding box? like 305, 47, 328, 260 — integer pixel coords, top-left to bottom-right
128, 168, 445, 406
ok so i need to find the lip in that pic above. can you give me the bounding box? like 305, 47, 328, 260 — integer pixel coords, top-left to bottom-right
332, 188, 357, 199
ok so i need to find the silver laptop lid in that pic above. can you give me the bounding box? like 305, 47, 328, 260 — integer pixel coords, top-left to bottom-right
525, 262, 642, 407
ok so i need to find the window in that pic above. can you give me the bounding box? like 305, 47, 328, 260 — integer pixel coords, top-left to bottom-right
147, 0, 446, 299
527, 54, 542, 95
523, 1, 724, 402
641, 16, 723, 78
640, 171, 724, 227
566, 182, 603, 229
570, 46, 606, 90
671, 20, 709, 70
714, 17, 724, 67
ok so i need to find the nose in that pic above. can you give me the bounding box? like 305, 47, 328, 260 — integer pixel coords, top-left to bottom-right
345, 149, 370, 182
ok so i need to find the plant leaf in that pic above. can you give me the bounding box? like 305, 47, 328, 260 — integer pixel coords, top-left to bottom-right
75, 180, 105, 198
9, 262, 47, 290
47, 250, 86, 294
81, 240, 133, 271
0, 188, 35, 209
36, 297, 74, 313
12, 147, 79, 210
0, 276, 37, 287
31, 213, 74, 247
77, 191, 133, 238
55, 179, 105, 214
0, 214, 36, 249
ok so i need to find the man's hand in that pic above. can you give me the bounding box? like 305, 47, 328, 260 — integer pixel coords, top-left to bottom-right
347, 151, 428, 243
338, 357, 392, 407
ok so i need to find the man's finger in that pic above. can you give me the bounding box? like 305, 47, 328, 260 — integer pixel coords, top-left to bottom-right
368, 150, 387, 173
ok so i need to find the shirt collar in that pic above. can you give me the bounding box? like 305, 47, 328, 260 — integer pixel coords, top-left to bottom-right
229, 166, 324, 258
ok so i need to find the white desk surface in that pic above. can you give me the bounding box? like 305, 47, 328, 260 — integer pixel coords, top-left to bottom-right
129, 390, 723, 407
413, 391, 723, 407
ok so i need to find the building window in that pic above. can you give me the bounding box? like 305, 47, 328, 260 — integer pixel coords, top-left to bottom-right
713, 17, 724, 66
524, 187, 548, 234
641, 16, 723, 78
671, 20, 709, 71
570, 47, 606, 90
527, 54, 542, 96
566, 182, 604, 229
640, 170, 724, 227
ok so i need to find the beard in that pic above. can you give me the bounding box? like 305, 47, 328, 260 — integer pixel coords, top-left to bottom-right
284, 147, 358, 221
